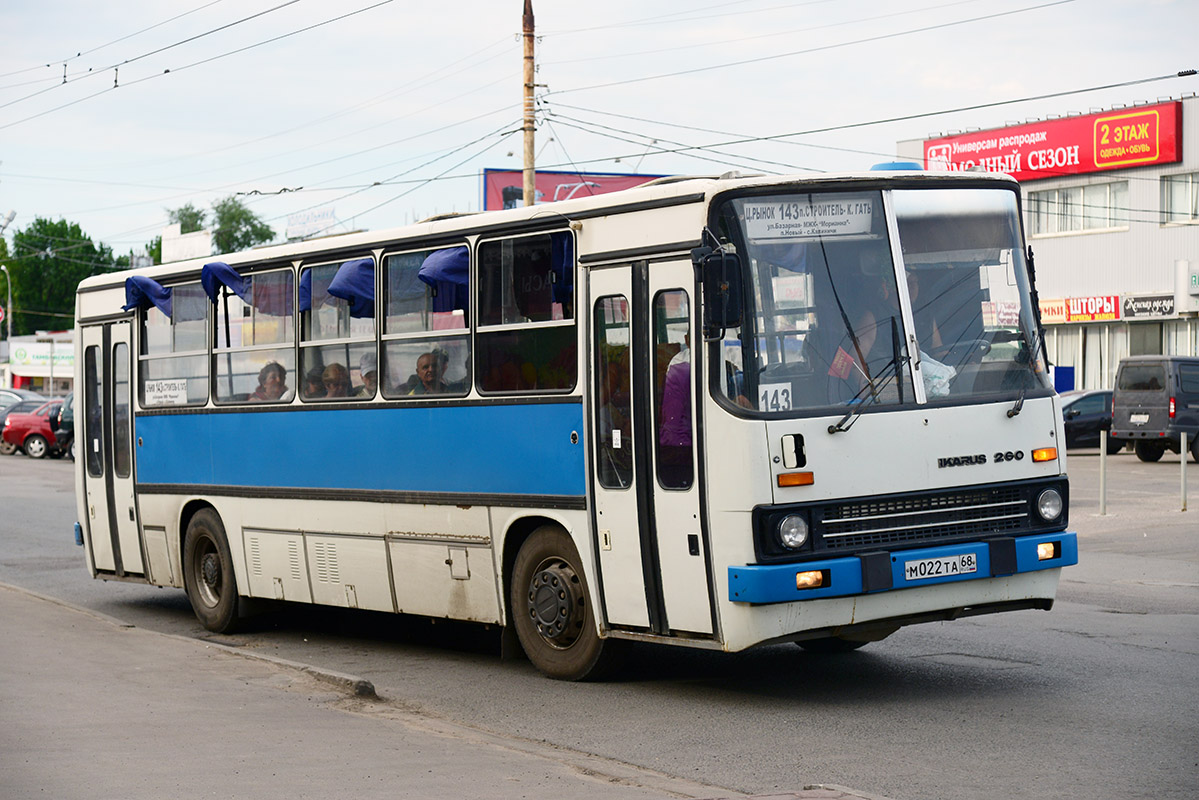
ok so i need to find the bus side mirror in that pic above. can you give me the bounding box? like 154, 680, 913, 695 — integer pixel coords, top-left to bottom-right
694, 247, 743, 340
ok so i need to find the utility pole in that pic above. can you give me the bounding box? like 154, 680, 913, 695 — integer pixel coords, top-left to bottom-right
0, 210, 16, 342
522, 0, 536, 207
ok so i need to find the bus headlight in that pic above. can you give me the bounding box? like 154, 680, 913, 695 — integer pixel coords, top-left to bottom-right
778, 514, 809, 549
1035, 488, 1063, 522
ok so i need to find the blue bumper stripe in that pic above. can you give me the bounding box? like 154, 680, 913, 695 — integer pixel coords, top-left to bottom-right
728, 532, 1078, 605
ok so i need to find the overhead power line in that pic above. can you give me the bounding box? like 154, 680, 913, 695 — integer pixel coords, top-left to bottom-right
0, 0, 303, 109
545, 0, 1075, 97
0, 1, 395, 132
0, 0, 228, 82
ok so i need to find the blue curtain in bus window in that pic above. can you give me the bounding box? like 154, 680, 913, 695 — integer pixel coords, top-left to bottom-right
200, 261, 250, 304
551, 232, 573, 304
417, 246, 469, 312
121, 275, 173, 317
327, 257, 375, 318
250, 272, 293, 317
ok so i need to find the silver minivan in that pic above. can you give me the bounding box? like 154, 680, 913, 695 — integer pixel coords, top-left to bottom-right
1111, 356, 1199, 463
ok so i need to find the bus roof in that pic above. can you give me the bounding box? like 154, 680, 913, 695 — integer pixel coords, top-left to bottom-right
77, 169, 1018, 292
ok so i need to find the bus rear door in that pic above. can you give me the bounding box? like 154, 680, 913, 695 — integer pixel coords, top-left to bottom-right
80, 323, 144, 578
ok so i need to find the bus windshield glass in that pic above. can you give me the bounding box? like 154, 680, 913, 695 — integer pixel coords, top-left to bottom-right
714, 187, 1048, 413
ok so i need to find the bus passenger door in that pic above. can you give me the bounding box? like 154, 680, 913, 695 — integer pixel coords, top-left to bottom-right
645, 266, 712, 635
589, 268, 650, 629
589, 262, 714, 636
80, 323, 144, 577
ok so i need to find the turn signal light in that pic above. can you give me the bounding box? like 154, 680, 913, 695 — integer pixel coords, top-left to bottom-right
778, 471, 815, 488
1037, 541, 1059, 561
1032, 447, 1058, 462
796, 570, 824, 590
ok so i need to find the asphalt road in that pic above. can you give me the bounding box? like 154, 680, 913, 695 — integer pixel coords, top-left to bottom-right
1, 449, 1195, 800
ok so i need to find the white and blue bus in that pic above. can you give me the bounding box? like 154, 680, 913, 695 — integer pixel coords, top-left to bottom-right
74, 170, 1077, 679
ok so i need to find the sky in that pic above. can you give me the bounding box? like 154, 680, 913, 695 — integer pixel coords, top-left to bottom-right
1, 0, 1195, 257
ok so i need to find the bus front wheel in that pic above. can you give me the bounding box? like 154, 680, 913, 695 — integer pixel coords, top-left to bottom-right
796, 637, 871, 653
510, 526, 614, 681
183, 509, 240, 633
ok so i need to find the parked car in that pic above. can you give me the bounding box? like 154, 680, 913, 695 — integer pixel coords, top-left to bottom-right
0, 399, 49, 455
1111, 355, 1199, 463
51, 392, 74, 461
1, 399, 64, 459
1060, 389, 1120, 453
0, 388, 45, 409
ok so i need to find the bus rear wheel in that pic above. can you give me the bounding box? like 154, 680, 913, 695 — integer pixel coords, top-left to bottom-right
510, 526, 614, 681
183, 509, 240, 633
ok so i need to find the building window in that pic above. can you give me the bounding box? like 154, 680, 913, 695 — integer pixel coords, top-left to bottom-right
1161, 172, 1199, 224
1029, 181, 1128, 235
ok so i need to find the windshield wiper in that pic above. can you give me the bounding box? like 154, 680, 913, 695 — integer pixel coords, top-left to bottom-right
828, 349, 910, 434
1007, 324, 1045, 418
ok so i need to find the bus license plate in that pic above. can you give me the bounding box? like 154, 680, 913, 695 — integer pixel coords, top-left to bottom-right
904, 553, 977, 581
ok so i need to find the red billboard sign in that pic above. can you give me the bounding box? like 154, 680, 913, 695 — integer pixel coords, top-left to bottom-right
923, 101, 1181, 182
482, 169, 666, 211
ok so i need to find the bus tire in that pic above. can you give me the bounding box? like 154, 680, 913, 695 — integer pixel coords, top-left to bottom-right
183, 509, 240, 633
796, 636, 871, 653
510, 525, 613, 681
1134, 441, 1165, 462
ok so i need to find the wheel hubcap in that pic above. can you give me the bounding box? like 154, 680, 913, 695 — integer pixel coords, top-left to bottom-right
527, 561, 581, 646
201, 553, 221, 589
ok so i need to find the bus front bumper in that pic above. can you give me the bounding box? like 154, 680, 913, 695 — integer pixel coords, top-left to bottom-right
728, 532, 1077, 605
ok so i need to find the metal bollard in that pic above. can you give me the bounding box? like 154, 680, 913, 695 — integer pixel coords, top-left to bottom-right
1099, 435, 1107, 516
1183, 432, 1188, 513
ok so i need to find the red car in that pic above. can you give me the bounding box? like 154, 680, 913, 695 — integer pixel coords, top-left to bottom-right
2, 399, 64, 459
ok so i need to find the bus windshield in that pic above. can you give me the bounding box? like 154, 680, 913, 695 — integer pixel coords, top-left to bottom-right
714, 186, 1049, 413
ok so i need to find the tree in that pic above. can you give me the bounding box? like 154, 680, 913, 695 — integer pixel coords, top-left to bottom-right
145, 235, 162, 265
169, 202, 207, 234
6, 218, 121, 335
211, 196, 274, 254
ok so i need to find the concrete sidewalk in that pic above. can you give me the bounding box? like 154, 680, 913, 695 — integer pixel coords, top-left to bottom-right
0, 584, 887, 800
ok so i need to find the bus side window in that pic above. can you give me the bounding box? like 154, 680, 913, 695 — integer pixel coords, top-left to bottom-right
594, 296, 632, 489
84, 345, 104, 478
380, 246, 470, 399
214, 268, 296, 404
299, 259, 375, 401
654, 290, 693, 490
140, 282, 209, 408
476, 232, 577, 393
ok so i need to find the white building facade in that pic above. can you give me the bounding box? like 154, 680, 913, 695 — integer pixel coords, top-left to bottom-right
900, 95, 1199, 391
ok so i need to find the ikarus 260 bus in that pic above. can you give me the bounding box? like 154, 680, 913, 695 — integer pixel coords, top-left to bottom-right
73, 169, 1077, 679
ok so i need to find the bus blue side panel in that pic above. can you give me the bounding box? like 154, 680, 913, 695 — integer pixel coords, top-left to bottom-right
134, 403, 586, 497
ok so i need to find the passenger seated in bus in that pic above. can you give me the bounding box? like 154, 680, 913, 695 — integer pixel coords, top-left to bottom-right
322, 363, 352, 398
303, 366, 325, 399
357, 352, 378, 397
905, 270, 944, 354
409, 351, 448, 395
824, 251, 903, 403
249, 362, 291, 402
